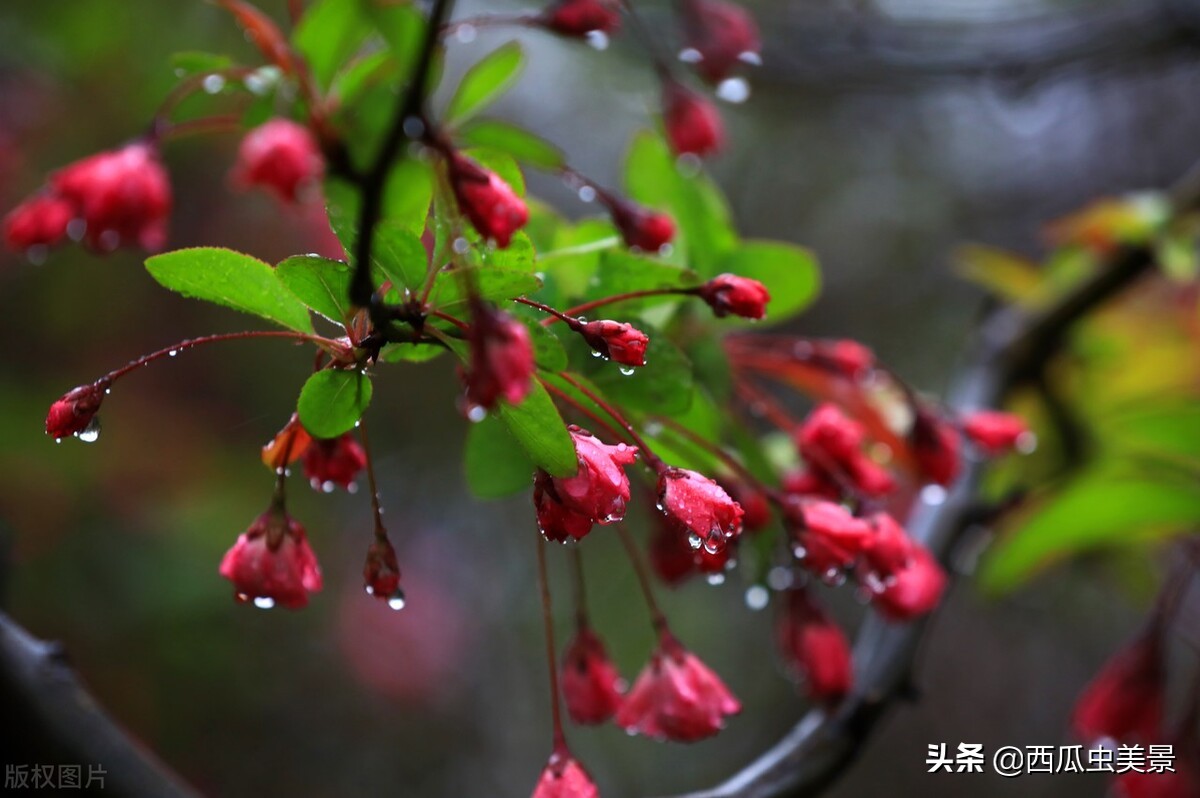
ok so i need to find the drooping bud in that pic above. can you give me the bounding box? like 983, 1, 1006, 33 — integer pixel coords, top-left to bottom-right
219, 507, 323, 609
363, 538, 402, 601
530, 752, 600, 798
561, 625, 624, 724
463, 302, 535, 413
816, 339, 875, 380
578, 320, 649, 367
911, 409, 962, 486
1072, 630, 1164, 744
50, 141, 171, 251
3, 193, 74, 254
303, 432, 367, 491
657, 467, 744, 551
538, 0, 621, 38
787, 499, 872, 577
447, 152, 528, 247
231, 118, 324, 203
45, 381, 108, 440
697, 273, 770, 319
678, 0, 761, 85
662, 80, 725, 158
603, 196, 675, 253
776, 587, 853, 703
535, 428, 638, 542
617, 634, 741, 741
871, 543, 945, 621
962, 410, 1030, 455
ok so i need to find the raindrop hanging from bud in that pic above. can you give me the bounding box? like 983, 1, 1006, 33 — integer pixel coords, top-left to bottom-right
387, 589, 406, 611
77, 416, 101, 443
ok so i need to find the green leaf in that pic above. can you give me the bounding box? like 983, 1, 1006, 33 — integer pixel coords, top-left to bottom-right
445, 42, 525, 126
591, 250, 695, 302
980, 467, 1200, 593
145, 248, 314, 333
718, 241, 820, 326
330, 50, 398, 107
380, 342, 447, 363
457, 120, 564, 170
591, 331, 694, 415
297, 369, 373, 439
276, 255, 354, 323
624, 131, 738, 275
360, 0, 425, 74
293, 0, 371, 89
498, 380, 577, 477
465, 415, 536, 498
383, 158, 434, 234
463, 147, 526, 196
373, 222, 428, 293
170, 51, 234, 77
427, 267, 542, 310
521, 319, 568, 372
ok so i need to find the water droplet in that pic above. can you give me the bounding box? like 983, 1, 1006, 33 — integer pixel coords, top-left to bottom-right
98, 229, 120, 251
739, 50, 762, 66
615, 443, 628, 451
716, 77, 750, 104
402, 115, 426, 139
364, 584, 376, 596
387, 589, 406, 610
455, 23, 477, 43
202, 74, 226, 94
168, 349, 178, 357
792, 544, 807, 560
452, 237, 470, 254
77, 417, 101, 443
675, 154, 702, 176
644, 421, 663, 436
54, 438, 62, 444
322, 480, 336, 494
705, 573, 726, 586
703, 530, 725, 554
619, 366, 635, 376
347, 483, 359, 495
466, 405, 487, 423
767, 566, 793, 591
590, 350, 605, 359
822, 568, 846, 586
104, 388, 111, 395
585, 30, 609, 50
678, 47, 702, 63
920, 484, 947, 506
658, 243, 674, 258
1016, 432, 1038, 454
66, 218, 86, 241
26, 244, 48, 265
577, 185, 597, 203
745, 585, 769, 610
253, 596, 275, 609
862, 571, 886, 594
687, 532, 703, 550
235, 592, 250, 604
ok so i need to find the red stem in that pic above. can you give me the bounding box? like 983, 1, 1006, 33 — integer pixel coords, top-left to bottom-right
430, 310, 470, 332
357, 417, 387, 539
556, 373, 665, 470
615, 524, 668, 634
516, 297, 581, 328
568, 547, 589, 630
158, 114, 243, 141
547, 288, 693, 326
534, 531, 567, 751
104, 331, 338, 383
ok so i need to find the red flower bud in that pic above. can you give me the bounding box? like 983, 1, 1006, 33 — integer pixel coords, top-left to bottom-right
447, 153, 528, 247
50, 141, 171, 252
782, 468, 841, 501
232, 118, 324, 203
535, 428, 639, 542
561, 625, 624, 724
531, 753, 599, 798
911, 410, 962, 486
776, 588, 853, 703
3, 194, 74, 254
722, 481, 771, 532
662, 81, 725, 158
871, 543, 945, 621
1112, 764, 1198, 798
219, 508, 323, 609
617, 635, 741, 741
649, 516, 699, 585
579, 320, 649, 367
857, 512, 912, 587
962, 410, 1030, 455
817, 339, 875, 379
679, 0, 761, 84
697, 273, 770, 319
363, 538, 403, 602
45, 382, 107, 440
463, 304, 535, 413
605, 197, 675, 252
797, 403, 864, 464
657, 467, 744, 552
789, 499, 872, 577
303, 433, 367, 491
1072, 631, 1163, 744
539, 0, 621, 38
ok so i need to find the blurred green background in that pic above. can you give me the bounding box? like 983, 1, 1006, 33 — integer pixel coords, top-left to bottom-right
2, 1, 1196, 795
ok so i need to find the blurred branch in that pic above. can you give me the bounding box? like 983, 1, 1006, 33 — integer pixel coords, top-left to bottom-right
660, 160, 1200, 798
756, 0, 1200, 83
0, 612, 198, 797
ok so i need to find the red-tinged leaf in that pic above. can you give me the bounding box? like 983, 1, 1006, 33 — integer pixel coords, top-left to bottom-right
216, 0, 297, 75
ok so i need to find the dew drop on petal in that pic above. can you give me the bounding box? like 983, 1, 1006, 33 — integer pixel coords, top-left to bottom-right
466, 405, 487, 423
716, 78, 750, 104
745, 585, 769, 610
687, 532, 703, 550
253, 596, 275, 610
78, 417, 101, 443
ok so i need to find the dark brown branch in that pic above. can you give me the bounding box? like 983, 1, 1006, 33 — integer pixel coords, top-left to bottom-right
0, 612, 198, 796
661, 160, 1200, 798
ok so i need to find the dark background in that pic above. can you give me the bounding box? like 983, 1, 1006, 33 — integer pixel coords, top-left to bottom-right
1, 1, 1194, 795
